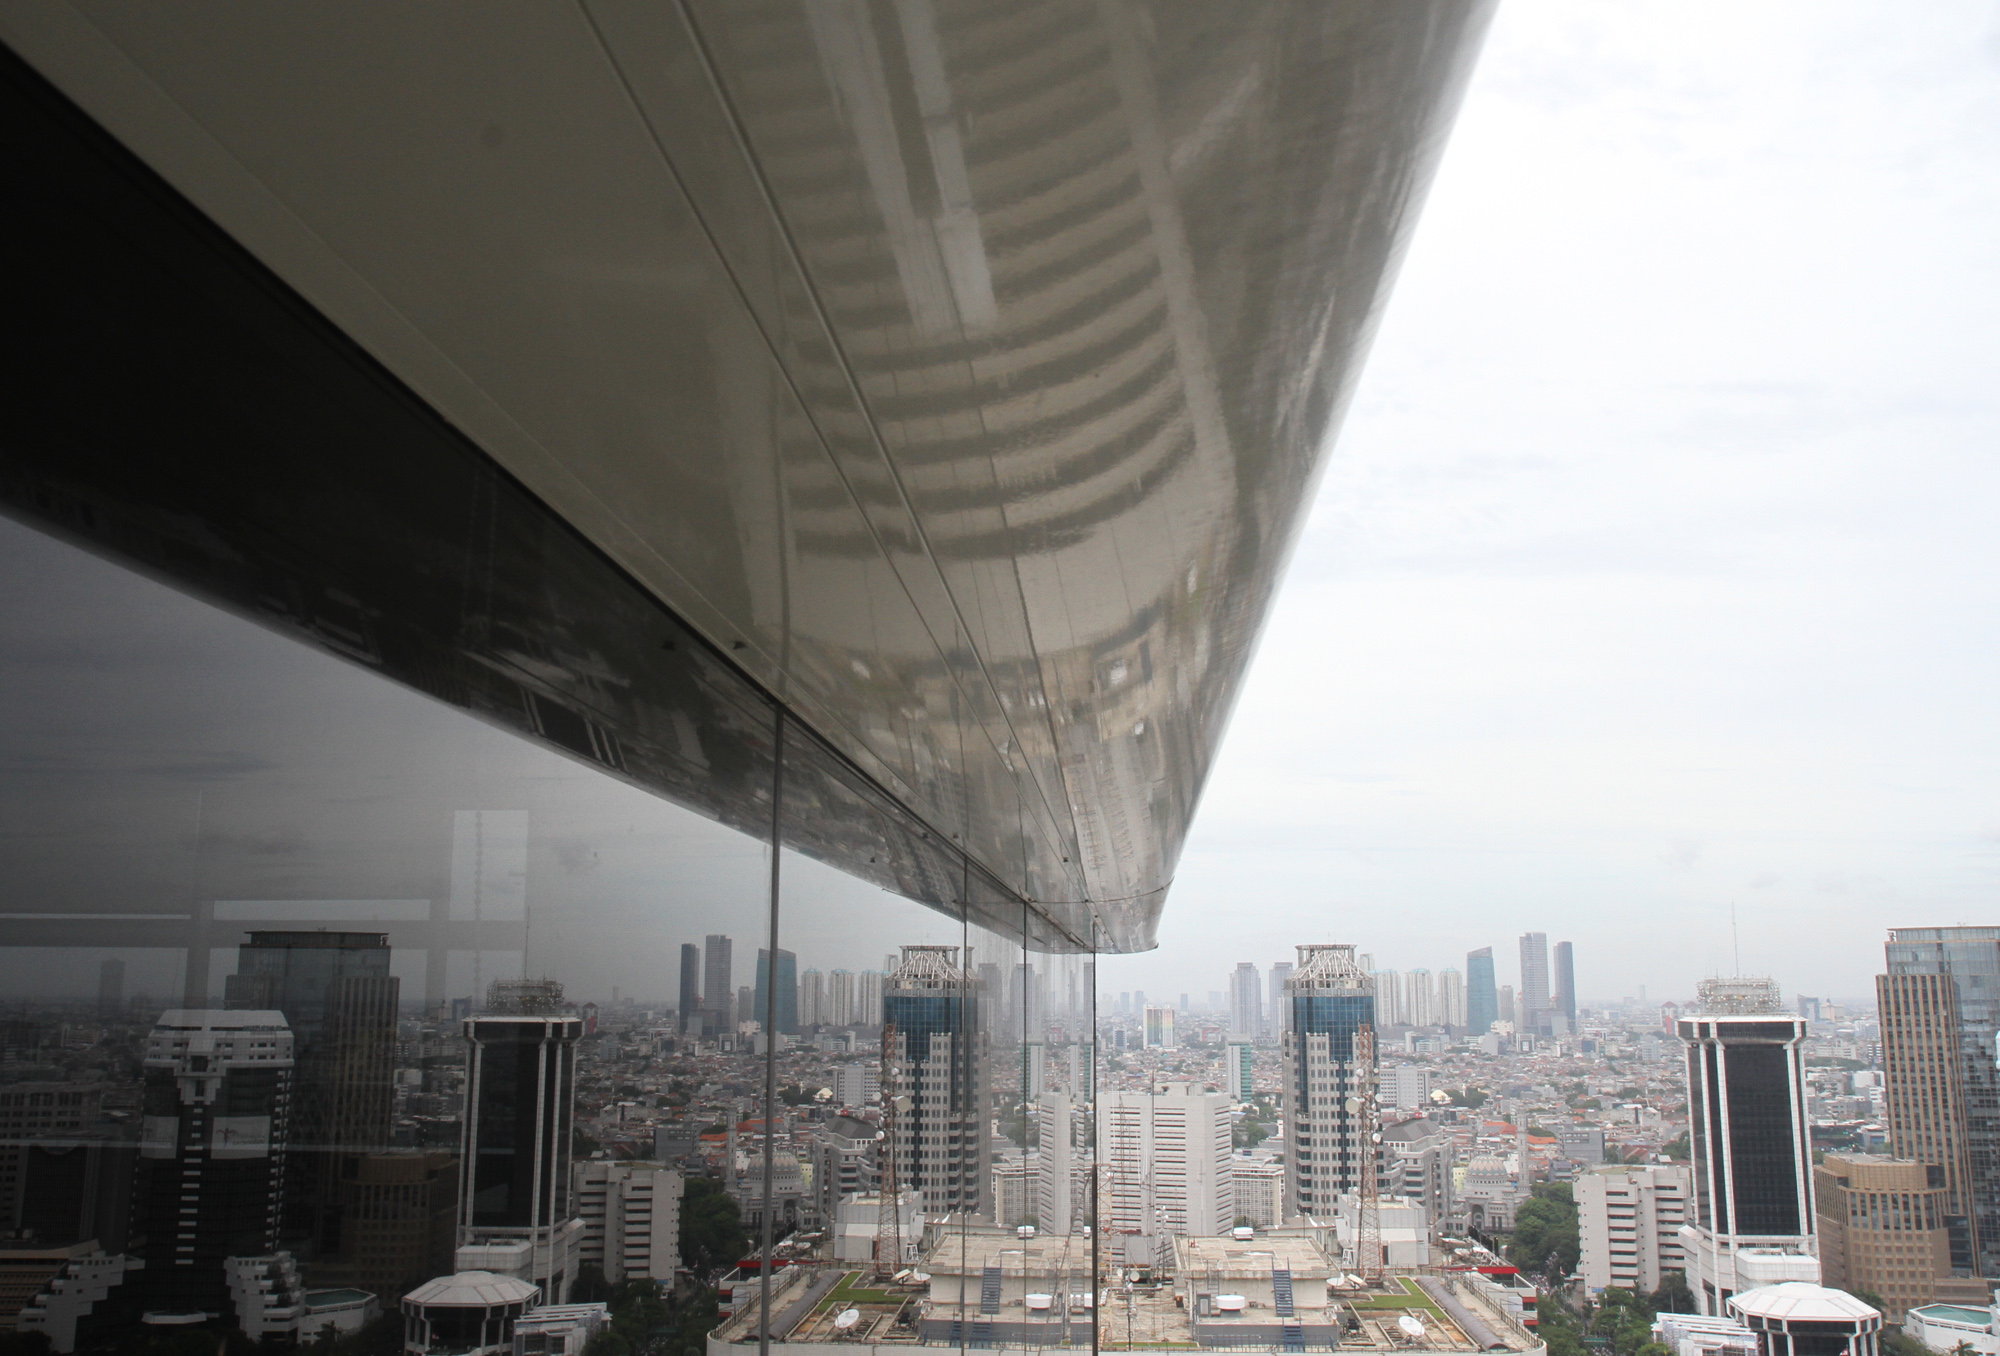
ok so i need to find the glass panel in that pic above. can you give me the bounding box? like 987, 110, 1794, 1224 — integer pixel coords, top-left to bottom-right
0, 514, 779, 1349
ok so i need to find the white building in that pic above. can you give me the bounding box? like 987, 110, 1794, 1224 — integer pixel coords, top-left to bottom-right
1381, 1116, 1453, 1228
1331, 1194, 1431, 1268
1037, 1092, 1078, 1235
832, 1061, 878, 1108
1383, 1066, 1433, 1112
513, 1302, 610, 1354
1100, 1082, 1233, 1238
798, 969, 825, 1027
17, 1252, 145, 1354
1224, 1040, 1254, 1103
993, 1151, 1036, 1227
572, 1162, 682, 1283
1578, 1163, 1691, 1296
1905, 1297, 2000, 1356
1654, 1312, 1758, 1356
1231, 1157, 1283, 1228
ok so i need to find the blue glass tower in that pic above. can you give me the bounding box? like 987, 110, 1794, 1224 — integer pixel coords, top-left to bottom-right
755, 948, 799, 1035
883, 946, 984, 1216
1466, 947, 1498, 1035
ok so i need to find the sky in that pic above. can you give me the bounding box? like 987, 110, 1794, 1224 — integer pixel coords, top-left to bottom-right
1108, 1, 2000, 1008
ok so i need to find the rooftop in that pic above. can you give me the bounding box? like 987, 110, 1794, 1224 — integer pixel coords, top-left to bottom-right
1729, 1283, 1879, 1323
1175, 1234, 1337, 1279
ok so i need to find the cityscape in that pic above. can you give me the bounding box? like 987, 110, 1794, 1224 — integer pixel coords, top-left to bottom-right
0, 3, 1990, 1356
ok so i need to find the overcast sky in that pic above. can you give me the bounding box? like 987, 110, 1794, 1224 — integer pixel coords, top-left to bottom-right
1109, 1, 2000, 1008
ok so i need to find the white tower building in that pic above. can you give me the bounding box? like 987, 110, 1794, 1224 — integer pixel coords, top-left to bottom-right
1283, 944, 1376, 1220
1099, 1082, 1232, 1238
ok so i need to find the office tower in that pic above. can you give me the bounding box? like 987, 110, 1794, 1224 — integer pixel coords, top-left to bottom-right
95, 959, 124, 1017
1229, 963, 1262, 1041
1438, 968, 1467, 1030
1406, 969, 1434, 1027
1025, 1041, 1048, 1099
1037, 1092, 1076, 1236
1554, 941, 1576, 1026
1814, 1154, 1953, 1321
754, 948, 798, 1035
833, 1062, 879, 1109
458, 989, 585, 1301
1798, 996, 1823, 1022
1143, 1005, 1176, 1049
735, 985, 754, 1032
809, 1115, 880, 1224
1383, 1066, 1432, 1112
1282, 944, 1375, 1218
133, 1010, 294, 1321
573, 1162, 682, 1283
1577, 1164, 1690, 1296
224, 930, 399, 1261
882, 946, 984, 1216
1099, 1083, 1232, 1238
827, 969, 855, 1028
1466, 949, 1497, 1033
1267, 962, 1294, 1038
1497, 984, 1516, 1027
1519, 932, 1550, 1036
702, 934, 732, 1036
677, 944, 701, 1035
1380, 1116, 1454, 1226
1880, 926, 2000, 1277
1678, 977, 1817, 1314
1225, 1040, 1255, 1103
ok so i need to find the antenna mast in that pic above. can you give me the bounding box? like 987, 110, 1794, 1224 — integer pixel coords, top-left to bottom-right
1353, 1023, 1383, 1282
875, 1021, 904, 1277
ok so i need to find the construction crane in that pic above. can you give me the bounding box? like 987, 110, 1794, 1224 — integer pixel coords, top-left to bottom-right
875, 1021, 904, 1279
1351, 1024, 1383, 1282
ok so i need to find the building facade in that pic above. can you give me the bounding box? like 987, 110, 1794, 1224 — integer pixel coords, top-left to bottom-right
1229, 964, 1263, 1043
1577, 1163, 1690, 1296
1468, 949, 1498, 1036
882, 946, 984, 1218
1282, 944, 1376, 1220
1677, 978, 1817, 1315
1813, 1153, 1953, 1322
1099, 1083, 1232, 1239
1880, 926, 2000, 1277
572, 1163, 682, 1284
1519, 933, 1551, 1037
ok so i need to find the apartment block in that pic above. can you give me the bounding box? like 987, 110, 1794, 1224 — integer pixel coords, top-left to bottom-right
1578, 1163, 1690, 1296
573, 1162, 682, 1284
1100, 1082, 1233, 1238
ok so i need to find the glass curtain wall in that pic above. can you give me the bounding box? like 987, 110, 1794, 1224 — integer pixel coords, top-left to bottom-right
0, 40, 1099, 1356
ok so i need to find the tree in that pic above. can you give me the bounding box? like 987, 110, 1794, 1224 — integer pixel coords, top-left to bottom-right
1507, 1183, 1580, 1276
1649, 1270, 1696, 1315
1661, 1132, 1690, 1161
572, 1262, 614, 1304
680, 1176, 749, 1276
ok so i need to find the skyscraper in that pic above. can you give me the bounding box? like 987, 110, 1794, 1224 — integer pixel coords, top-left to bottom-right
1267, 962, 1294, 1038
677, 943, 701, 1036
1225, 1039, 1254, 1103
224, 930, 398, 1259
1677, 977, 1817, 1314
1880, 926, 2000, 1276
1519, 932, 1550, 1036
827, 969, 855, 1028
798, 968, 825, 1028
1282, 944, 1376, 1219
1229, 963, 1262, 1041
754, 947, 798, 1035
882, 946, 984, 1216
458, 981, 584, 1301
1466, 948, 1497, 1034
1554, 941, 1576, 1027
1099, 1083, 1232, 1238
1438, 967, 1467, 1029
1036, 1092, 1076, 1237
1406, 969, 1434, 1027
702, 934, 732, 1037
135, 1009, 294, 1321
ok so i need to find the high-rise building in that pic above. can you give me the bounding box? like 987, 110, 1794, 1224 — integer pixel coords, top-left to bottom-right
134, 1009, 294, 1321
1497, 984, 1516, 1027
1814, 1154, 1955, 1321
735, 985, 754, 1032
1519, 933, 1550, 1037
224, 930, 398, 1260
1880, 926, 2000, 1276
458, 988, 585, 1302
573, 1162, 682, 1284
1677, 977, 1817, 1314
677, 944, 701, 1036
827, 969, 855, 1028
96, 959, 124, 1017
856, 971, 884, 1028
1406, 969, 1434, 1028
1466, 949, 1497, 1034
754, 948, 798, 1035
882, 946, 984, 1217
1099, 1082, 1232, 1238
1282, 944, 1375, 1219
1143, 1005, 1176, 1049
1438, 968, 1467, 1030
1372, 969, 1402, 1027
702, 934, 732, 1037
1225, 1040, 1255, 1103
799, 968, 825, 1028
1229, 963, 1262, 1041
1577, 1164, 1690, 1297
1267, 962, 1294, 1038
1554, 941, 1576, 1027
1036, 1092, 1076, 1237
